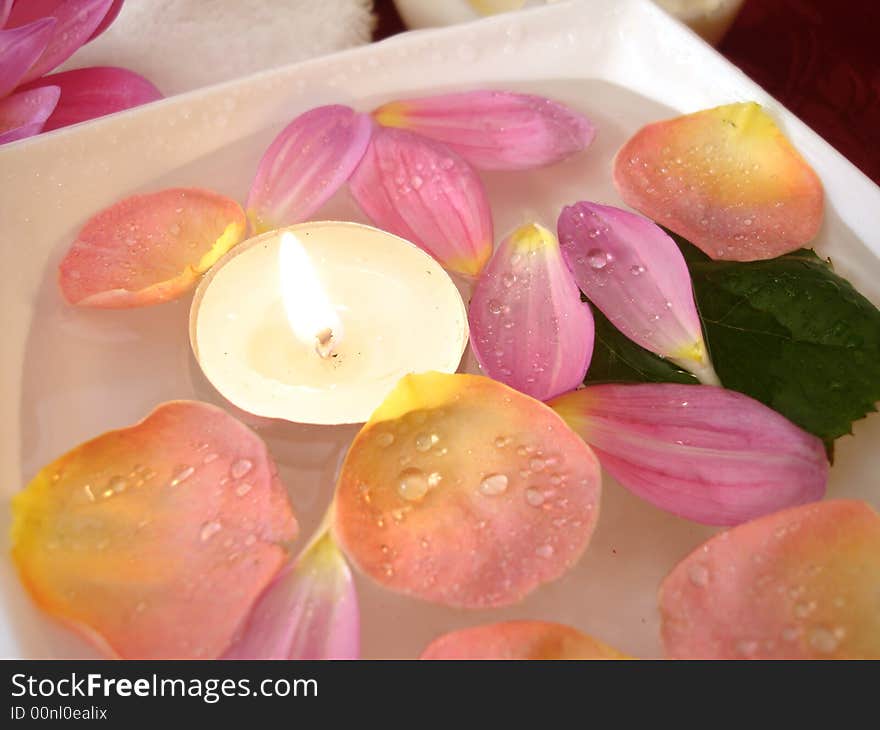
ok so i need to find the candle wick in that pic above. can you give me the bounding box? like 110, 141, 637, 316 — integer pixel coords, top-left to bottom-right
315, 327, 336, 359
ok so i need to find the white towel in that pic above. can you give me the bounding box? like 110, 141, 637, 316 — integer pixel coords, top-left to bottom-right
59, 0, 375, 96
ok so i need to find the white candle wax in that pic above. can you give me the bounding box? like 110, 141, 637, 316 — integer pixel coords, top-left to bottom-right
190, 221, 468, 424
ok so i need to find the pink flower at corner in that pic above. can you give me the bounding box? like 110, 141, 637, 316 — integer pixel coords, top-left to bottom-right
0, 0, 161, 145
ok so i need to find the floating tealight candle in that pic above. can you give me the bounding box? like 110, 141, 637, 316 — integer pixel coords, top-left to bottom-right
190, 222, 468, 424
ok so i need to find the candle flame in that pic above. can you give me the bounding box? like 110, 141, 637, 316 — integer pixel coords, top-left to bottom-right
279, 231, 343, 358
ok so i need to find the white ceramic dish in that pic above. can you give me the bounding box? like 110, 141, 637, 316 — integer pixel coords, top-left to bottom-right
1, 0, 878, 659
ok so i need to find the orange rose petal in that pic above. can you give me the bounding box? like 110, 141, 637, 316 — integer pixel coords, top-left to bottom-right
614, 102, 824, 261
421, 620, 626, 659
332, 372, 602, 608
660, 500, 880, 659
11, 401, 298, 659
59, 187, 246, 308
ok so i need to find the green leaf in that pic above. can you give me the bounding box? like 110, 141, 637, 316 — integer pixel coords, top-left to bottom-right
585, 230, 880, 446
689, 247, 880, 444
586, 305, 698, 386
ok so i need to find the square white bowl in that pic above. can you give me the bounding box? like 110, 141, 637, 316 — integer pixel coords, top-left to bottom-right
1, 0, 878, 659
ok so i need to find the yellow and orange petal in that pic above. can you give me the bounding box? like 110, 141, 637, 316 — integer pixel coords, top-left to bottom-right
659, 500, 880, 659
332, 372, 602, 609
11, 401, 298, 659
59, 187, 246, 307
614, 102, 823, 261
421, 620, 626, 659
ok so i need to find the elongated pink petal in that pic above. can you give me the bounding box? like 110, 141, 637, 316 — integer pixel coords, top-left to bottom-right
9, 0, 113, 84
373, 90, 596, 170
421, 621, 626, 659
19, 66, 161, 131
550, 384, 828, 526
558, 201, 719, 384
0, 85, 59, 144
333, 372, 602, 608
11, 400, 299, 659
59, 188, 246, 308
469, 222, 594, 400
246, 104, 372, 233
87, 0, 122, 41
224, 531, 359, 660
349, 127, 493, 277
660, 500, 880, 658
1, 0, 13, 26
0, 18, 55, 98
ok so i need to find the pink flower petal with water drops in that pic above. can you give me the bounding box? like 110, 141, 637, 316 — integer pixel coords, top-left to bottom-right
332, 372, 601, 608
348, 126, 493, 277
0, 18, 56, 98
613, 102, 824, 261
224, 531, 359, 660
558, 201, 719, 384
421, 620, 626, 659
8, 0, 114, 84
0, 85, 59, 144
10, 400, 299, 659
550, 384, 828, 526
59, 187, 247, 308
469, 222, 594, 400
660, 500, 880, 659
18, 66, 161, 131
246, 104, 372, 233
373, 90, 596, 170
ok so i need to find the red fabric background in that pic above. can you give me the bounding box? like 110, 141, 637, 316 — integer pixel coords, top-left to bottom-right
374, 0, 880, 184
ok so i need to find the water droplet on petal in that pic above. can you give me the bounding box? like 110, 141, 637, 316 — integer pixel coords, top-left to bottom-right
587, 248, 609, 269
688, 563, 709, 587
108, 476, 128, 493
230, 459, 253, 479
200, 521, 222, 542
375, 432, 394, 447
170, 465, 195, 487
535, 544, 554, 558
525, 488, 545, 507
488, 299, 503, 315
398, 468, 429, 502
807, 626, 839, 654
235, 482, 252, 497
479, 473, 508, 496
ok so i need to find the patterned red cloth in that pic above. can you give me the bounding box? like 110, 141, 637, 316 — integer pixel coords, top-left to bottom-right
719, 0, 880, 184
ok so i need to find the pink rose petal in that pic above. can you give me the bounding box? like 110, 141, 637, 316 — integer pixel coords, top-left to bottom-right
11, 400, 299, 659
421, 621, 626, 659
333, 372, 602, 608
59, 187, 246, 308
0, 18, 56, 98
550, 384, 828, 526
1, 0, 13, 26
246, 104, 372, 233
373, 90, 596, 170
224, 532, 359, 660
613, 103, 824, 261
558, 201, 719, 384
19, 66, 161, 131
469, 222, 594, 400
349, 127, 493, 277
0, 85, 59, 144
9, 0, 114, 84
660, 500, 880, 659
